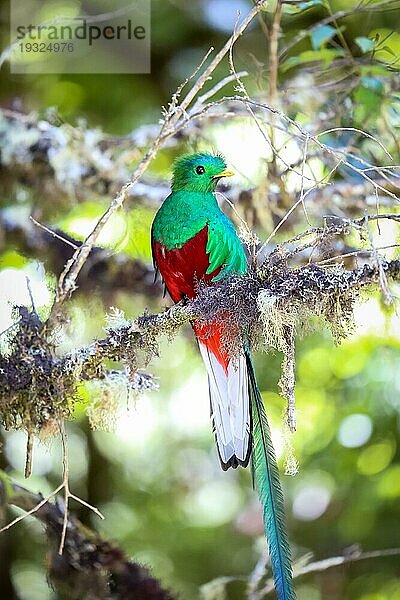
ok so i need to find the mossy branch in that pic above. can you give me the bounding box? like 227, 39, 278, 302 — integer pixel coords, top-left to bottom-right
1, 258, 399, 437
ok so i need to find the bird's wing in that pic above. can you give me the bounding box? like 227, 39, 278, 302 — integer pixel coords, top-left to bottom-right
205, 215, 247, 281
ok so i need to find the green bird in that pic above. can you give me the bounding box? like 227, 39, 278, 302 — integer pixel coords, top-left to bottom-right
151, 152, 295, 600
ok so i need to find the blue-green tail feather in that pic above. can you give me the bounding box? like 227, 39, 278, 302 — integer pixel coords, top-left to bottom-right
246, 352, 296, 600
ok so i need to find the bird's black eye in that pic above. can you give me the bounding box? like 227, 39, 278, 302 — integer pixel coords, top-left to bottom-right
195, 165, 205, 175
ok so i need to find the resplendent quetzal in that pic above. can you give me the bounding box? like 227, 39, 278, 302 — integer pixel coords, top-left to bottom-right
151, 153, 295, 600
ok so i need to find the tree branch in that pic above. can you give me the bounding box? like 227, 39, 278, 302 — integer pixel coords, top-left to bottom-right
0, 471, 175, 600
256, 546, 400, 598
0, 209, 159, 299
1, 257, 399, 437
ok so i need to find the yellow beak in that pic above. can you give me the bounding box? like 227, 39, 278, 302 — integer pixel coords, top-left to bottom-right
213, 168, 234, 180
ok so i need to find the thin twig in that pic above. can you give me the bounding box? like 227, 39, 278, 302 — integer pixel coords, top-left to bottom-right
0, 483, 64, 533
315, 127, 392, 160
279, 325, 296, 432
259, 194, 310, 250
24, 433, 33, 479
57, 417, 104, 555
191, 71, 248, 111
364, 212, 393, 305
29, 217, 79, 250
247, 552, 268, 600
25, 276, 37, 315
265, 212, 400, 264
317, 244, 400, 265
216, 191, 250, 231
0, 318, 23, 338
0, 420, 104, 550
256, 547, 400, 598
299, 135, 311, 226
268, 0, 282, 106
58, 417, 69, 554
68, 493, 104, 519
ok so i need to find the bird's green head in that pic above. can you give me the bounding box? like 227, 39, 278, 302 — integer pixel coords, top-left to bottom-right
171, 152, 233, 193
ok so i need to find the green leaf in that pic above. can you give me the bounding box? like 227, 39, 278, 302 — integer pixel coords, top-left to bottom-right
0, 470, 14, 501
261, 0, 278, 13
360, 76, 384, 93
360, 64, 391, 77
370, 28, 400, 68
285, 0, 324, 13
310, 24, 336, 50
0, 250, 27, 268
355, 37, 374, 54
282, 49, 344, 72
298, 0, 324, 8
353, 83, 382, 125
380, 45, 397, 58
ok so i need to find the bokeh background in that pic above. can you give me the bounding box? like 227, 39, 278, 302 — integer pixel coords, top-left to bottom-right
1, 1, 400, 599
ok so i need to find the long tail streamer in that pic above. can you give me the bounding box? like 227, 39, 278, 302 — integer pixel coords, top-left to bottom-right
246, 353, 296, 600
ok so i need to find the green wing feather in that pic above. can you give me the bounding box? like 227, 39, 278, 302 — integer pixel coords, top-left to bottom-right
246, 353, 296, 600
206, 216, 247, 279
